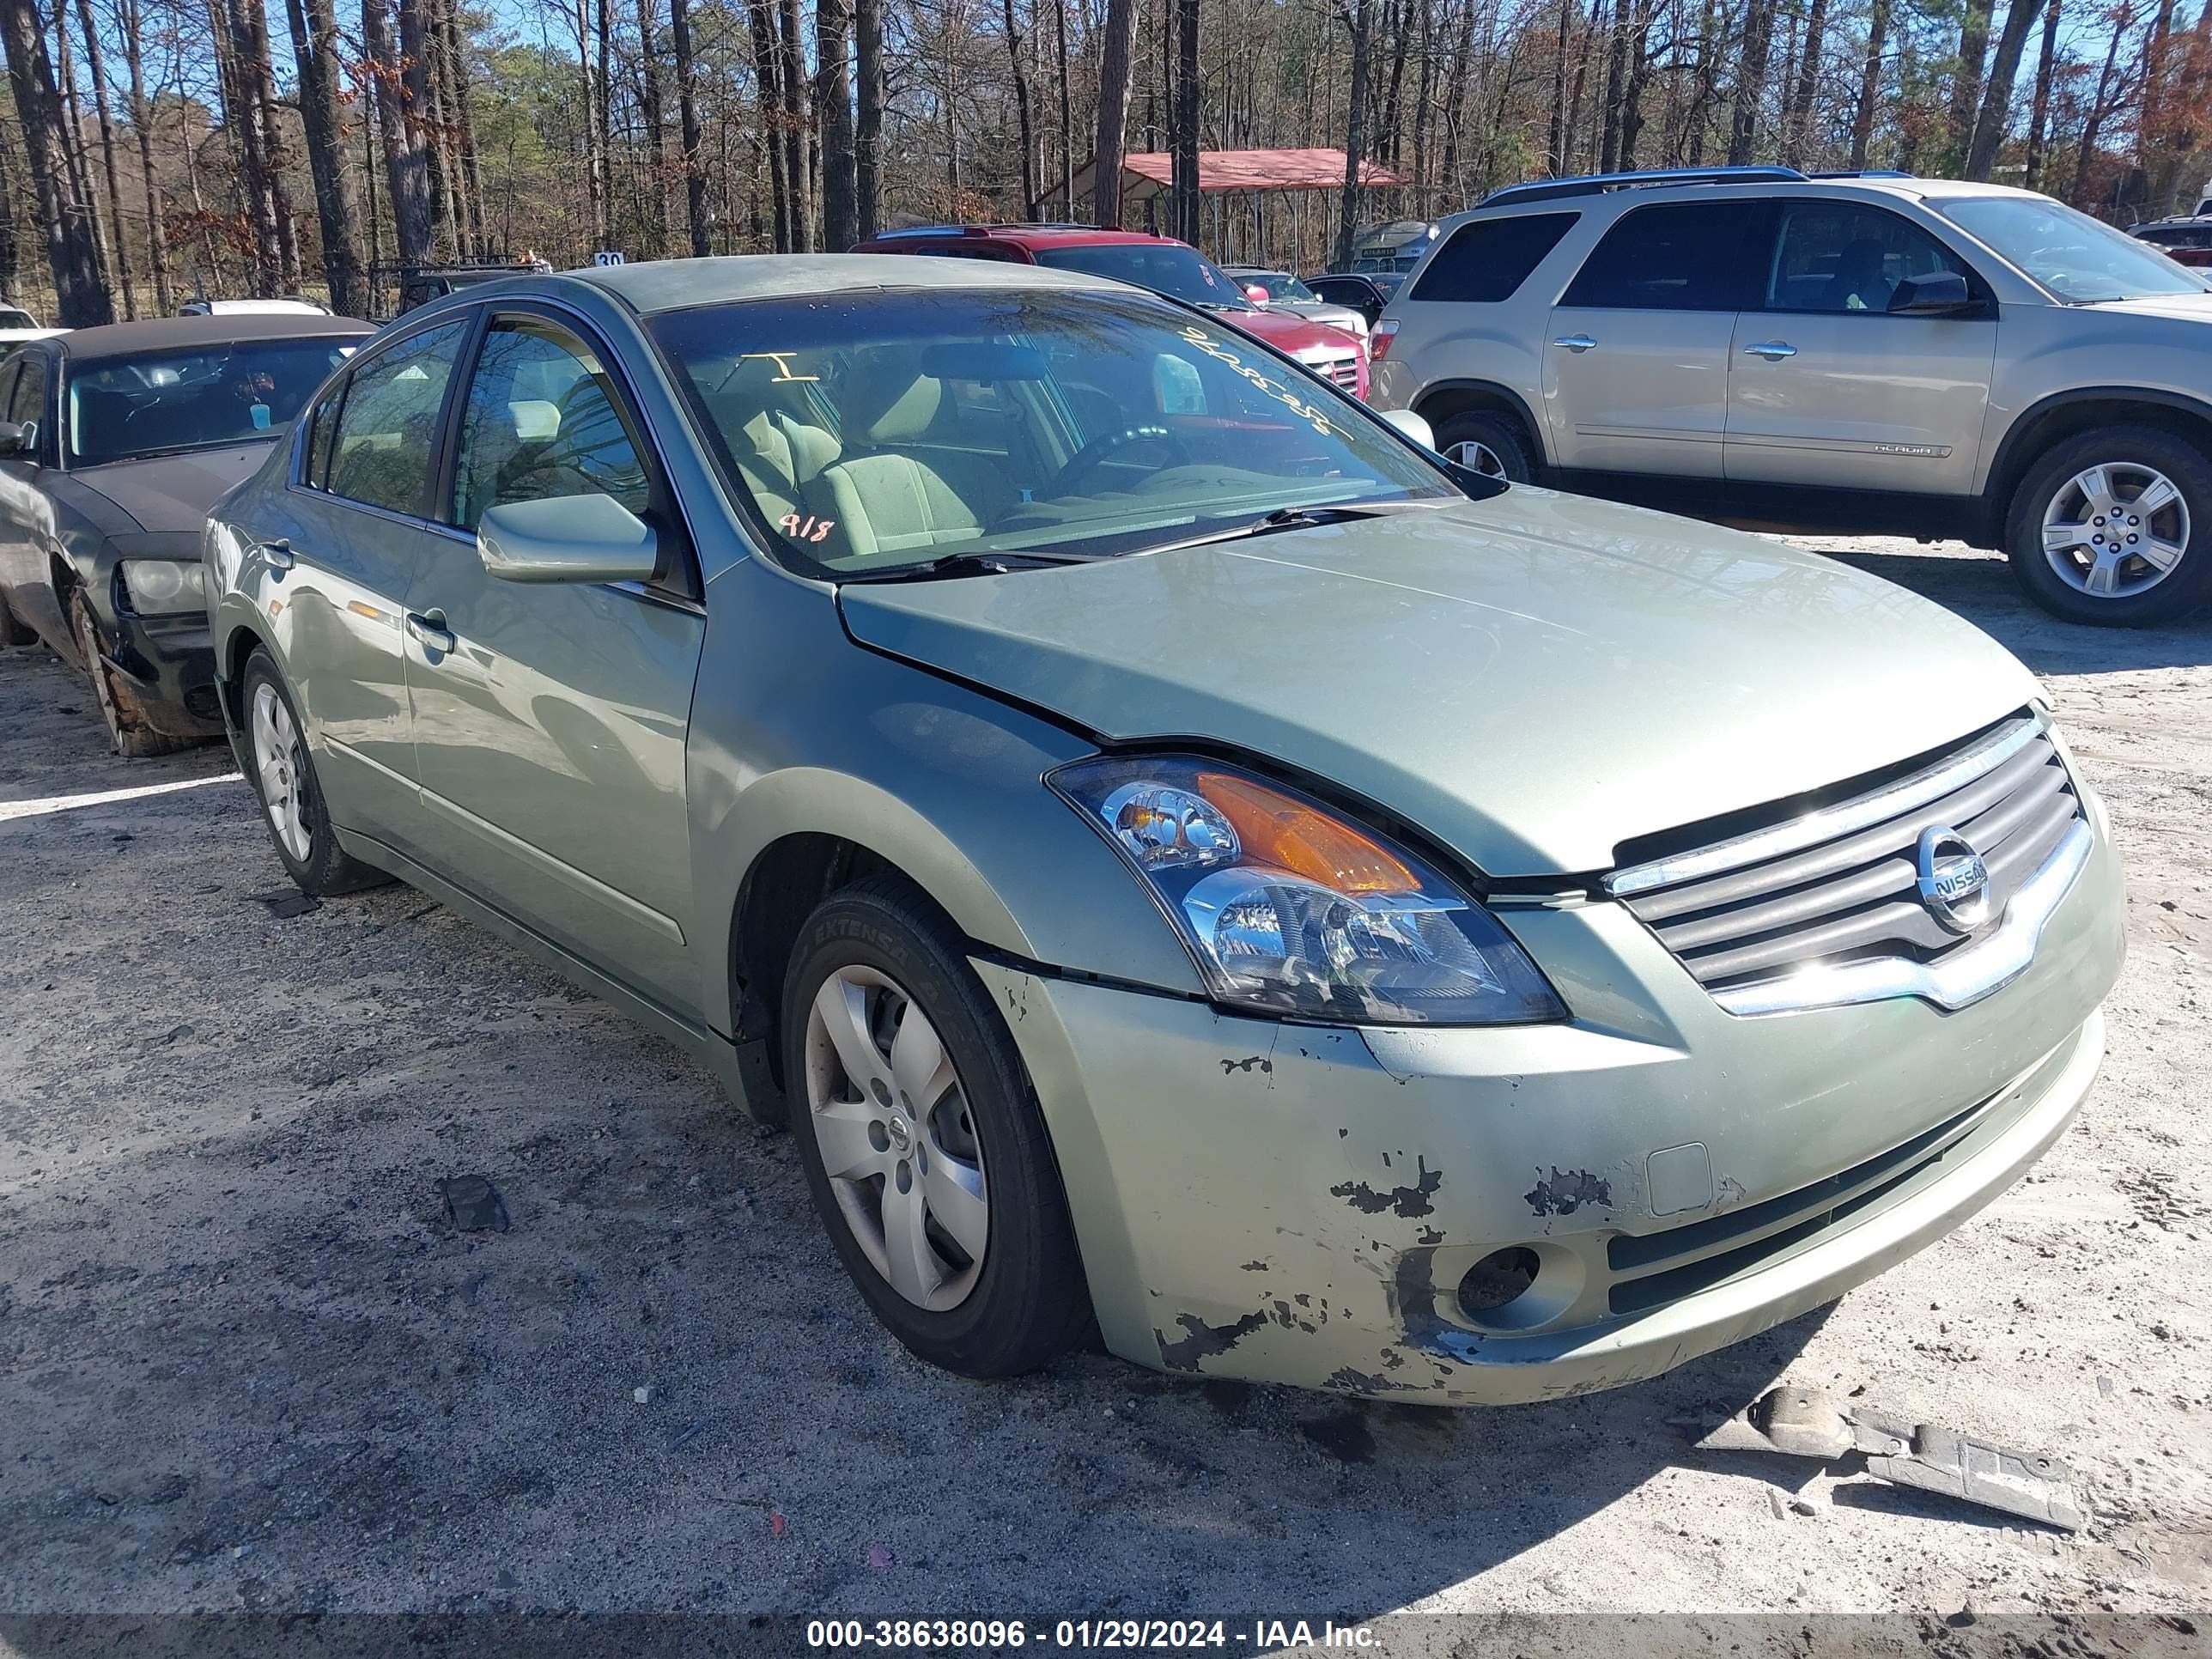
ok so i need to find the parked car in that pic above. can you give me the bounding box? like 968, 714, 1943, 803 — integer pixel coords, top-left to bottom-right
177, 297, 332, 317
1348, 218, 1439, 273
380, 257, 556, 318
204, 256, 2122, 1403
852, 224, 1368, 398
0, 313, 371, 754
1304, 270, 1403, 328
0, 302, 61, 345
1371, 165, 2212, 626
1219, 265, 1370, 337
2128, 215, 2212, 269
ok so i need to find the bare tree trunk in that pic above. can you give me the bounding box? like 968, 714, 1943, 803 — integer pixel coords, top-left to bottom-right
438, 0, 483, 255
1170, 0, 1198, 240
777, 0, 813, 246
1547, 0, 1571, 173
817, 0, 857, 245
1006, 0, 1041, 219
1728, 0, 1778, 163
1, 0, 110, 323
573, 0, 607, 250
1334, 0, 1373, 270
635, 0, 669, 256
1780, 0, 1826, 165
1053, 0, 1072, 215
286, 0, 367, 314
364, 0, 433, 266
2022, 0, 2063, 189
855, 0, 884, 235
70, 0, 134, 316
52, 0, 114, 303
0, 117, 18, 295
1619, 0, 1654, 166
1966, 0, 2043, 179
1092, 0, 1139, 225
1946, 0, 1992, 168
1684, 0, 1718, 162
670, 0, 711, 254
2068, 15, 2126, 208
117, 0, 173, 311
222, 0, 304, 289
1849, 0, 1893, 167
748, 0, 791, 247
1600, 0, 1627, 172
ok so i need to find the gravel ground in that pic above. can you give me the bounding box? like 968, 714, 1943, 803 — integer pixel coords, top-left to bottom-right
0, 538, 2207, 1629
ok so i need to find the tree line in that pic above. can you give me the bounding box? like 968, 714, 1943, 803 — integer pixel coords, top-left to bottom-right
1, 0, 2203, 325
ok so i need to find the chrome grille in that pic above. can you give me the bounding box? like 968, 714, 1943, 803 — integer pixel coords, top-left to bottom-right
1305, 350, 1361, 390
1609, 714, 2082, 1001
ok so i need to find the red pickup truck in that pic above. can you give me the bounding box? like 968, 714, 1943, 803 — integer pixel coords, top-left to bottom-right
852, 224, 1370, 399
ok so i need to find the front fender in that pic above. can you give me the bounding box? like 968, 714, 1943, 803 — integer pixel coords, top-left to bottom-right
685, 557, 1206, 1036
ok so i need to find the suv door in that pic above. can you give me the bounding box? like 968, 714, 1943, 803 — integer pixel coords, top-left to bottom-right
1724, 198, 1996, 495
1543, 200, 1771, 477
405, 307, 706, 1016
261, 314, 472, 850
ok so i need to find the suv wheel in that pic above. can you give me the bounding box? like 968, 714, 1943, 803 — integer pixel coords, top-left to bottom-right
1431, 411, 1534, 484
782, 873, 1090, 1377
2007, 426, 2212, 626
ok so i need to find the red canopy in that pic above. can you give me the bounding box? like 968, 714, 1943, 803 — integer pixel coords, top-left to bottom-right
1066, 148, 1407, 207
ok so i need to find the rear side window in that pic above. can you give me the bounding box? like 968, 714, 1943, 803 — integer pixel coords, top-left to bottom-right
1411, 213, 1578, 303
1560, 202, 1770, 311
324, 318, 470, 517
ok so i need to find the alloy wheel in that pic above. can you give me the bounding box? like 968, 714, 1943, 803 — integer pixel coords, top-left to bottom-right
2040, 461, 2191, 599
1447, 439, 1507, 480
250, 682, 312, 863
802, 964, 990, 1312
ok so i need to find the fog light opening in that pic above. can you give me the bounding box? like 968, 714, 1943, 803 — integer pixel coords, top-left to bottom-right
1458, 1247, 1541, 1317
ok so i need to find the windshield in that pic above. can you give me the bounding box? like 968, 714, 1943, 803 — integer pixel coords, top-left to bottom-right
69, 337, 359, 465
1243, 272, 1318, 302
1030, 243, 1253, 310
0, 308, 35, 330
653, 289, 1452, 580
1940, 196, 2212, 302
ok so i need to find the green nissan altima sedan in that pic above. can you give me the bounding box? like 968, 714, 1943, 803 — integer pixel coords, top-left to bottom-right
203, 256, 2125, 1402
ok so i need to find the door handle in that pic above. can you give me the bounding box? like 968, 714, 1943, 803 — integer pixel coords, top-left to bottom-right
1552, 333, 1598, 353
260, 538, 295, 570
405, 609, 455, 653
1743, 341, 1798, 360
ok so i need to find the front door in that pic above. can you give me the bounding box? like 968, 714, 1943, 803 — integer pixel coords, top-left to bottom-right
1724, 199, 1997, 496
403, 308, 706, 1016
1541, 199, 1771, 479
0, 353, 67, 651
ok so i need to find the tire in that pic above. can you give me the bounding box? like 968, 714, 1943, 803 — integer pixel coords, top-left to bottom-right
1431, 410, 1535, 484
781, 872, 1089, 1377
2005, 425, 2212, 627
240, 647, 387, 896
70, 589, 189, 758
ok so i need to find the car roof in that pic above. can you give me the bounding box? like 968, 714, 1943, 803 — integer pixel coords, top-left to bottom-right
1459, 170, 2049, 222
866, 224, 1186, 250
556, 252, 1127, 315
56, 312, 374, 362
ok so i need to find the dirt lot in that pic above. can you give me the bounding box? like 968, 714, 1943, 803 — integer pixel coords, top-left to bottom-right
1, 538, 2208, 1629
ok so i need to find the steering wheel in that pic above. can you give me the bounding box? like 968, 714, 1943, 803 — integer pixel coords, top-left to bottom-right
1045, 424, 1192, 497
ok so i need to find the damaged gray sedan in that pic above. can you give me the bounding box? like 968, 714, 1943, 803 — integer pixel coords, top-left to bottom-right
204, 256, 2124, 1402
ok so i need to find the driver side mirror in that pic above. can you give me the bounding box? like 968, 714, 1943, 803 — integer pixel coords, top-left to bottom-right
0, 420, 32, 457
477, 493, 660, 585
1888, 270, 1978, 316
1377, 408, 1435, 449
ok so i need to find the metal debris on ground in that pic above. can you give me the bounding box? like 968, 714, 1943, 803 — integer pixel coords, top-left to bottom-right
438, 1173, 510, 1234
1693, 1386, 2087, 1531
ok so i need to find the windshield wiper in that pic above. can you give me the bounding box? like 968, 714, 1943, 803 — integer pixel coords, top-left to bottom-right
842, 550, 1091, 583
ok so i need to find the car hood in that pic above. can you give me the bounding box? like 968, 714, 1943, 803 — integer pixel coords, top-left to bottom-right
838, 489, 2041, 877
1220, 307, 1363, 356
70, 441, 278, 535
1276, 299, 1370, 333
2076, 292, 2212, 323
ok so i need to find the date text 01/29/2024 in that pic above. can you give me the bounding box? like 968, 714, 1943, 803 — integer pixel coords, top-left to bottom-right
805, 1620, 1380, 1650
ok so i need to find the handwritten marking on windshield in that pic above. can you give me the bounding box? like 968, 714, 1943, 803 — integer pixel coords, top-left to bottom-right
1176, 326, 1338, 438
742, 352, 820, 383
781, 514, 836, 543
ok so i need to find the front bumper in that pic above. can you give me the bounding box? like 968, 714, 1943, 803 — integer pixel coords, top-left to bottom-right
98, 609, 224, 738
978, 804, 2125, 1405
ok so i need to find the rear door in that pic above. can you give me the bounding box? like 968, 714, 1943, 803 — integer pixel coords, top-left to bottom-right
1723, 198, 1996, 496
260, 314, 474, 848
1542, 200, 1772, 478
402, 306, 707, 1016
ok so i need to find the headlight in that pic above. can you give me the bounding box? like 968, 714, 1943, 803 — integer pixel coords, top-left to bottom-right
1051, 755, 1565, 1026
118, 559, 208, 615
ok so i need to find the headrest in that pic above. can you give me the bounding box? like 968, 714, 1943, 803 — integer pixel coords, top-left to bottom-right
507, 399, 561, 441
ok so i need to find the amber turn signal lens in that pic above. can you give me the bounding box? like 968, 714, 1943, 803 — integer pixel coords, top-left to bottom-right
1195, 770, 1419, 894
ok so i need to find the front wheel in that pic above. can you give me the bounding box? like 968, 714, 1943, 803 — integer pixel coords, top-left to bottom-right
781, 873, 1089, 1377
240, 648, 387, 896
71, 590, 187, 757
2006, 426, 2212, 626
1431, 410, 1535, 484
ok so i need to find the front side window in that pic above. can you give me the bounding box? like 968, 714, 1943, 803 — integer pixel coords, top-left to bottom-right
653, 289, 1453, 578
1413, 212, 1580, 304
323, 318, 471, 516
65, 336, 360, 467
7, 356, 45, 428
1029, 243, 1254, 310
449, 317, 649, 532
1559, 202, 1769, 312
1765, 202, 1973, 313
1941, 195, 2212, 302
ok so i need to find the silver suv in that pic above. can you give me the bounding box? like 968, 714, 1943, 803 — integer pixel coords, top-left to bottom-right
1370, 166, 2212, 627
